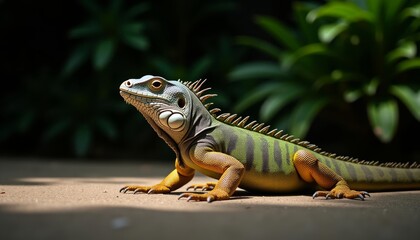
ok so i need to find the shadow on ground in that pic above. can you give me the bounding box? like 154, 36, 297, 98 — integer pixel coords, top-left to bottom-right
0, 159, 419, 240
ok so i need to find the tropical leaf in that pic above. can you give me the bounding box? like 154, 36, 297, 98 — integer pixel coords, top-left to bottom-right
401, 3, 420, 20
232, 0, 420, 143
315, 71, 367, 89
344, 89, 363, 102
233, 82, 283, 113
386, 41, 417, 64
282, 43, 331, 70
93, 39, 115, 70
367, 100, 399, 143
364, 78, 379, 96
236, 36, 282, 59
123, 34, 149, 51
307, 2, 373, 23
396, 58, 420, 73
318, 21, 348, 43
121, 22, 146, 34
365, 0, 381, 15
293, 2, 320, 43
69, 22, 99, 38
260, 85, 306, 122
255, 15, 300, 50
289, 97, 328, 137
63, 44, 90, 76
229, 62, 284, 80
391, 85, 420, 121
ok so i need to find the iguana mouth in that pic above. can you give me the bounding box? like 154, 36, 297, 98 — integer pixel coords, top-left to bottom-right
119, 90, 169, 104
120, 90, 171, 112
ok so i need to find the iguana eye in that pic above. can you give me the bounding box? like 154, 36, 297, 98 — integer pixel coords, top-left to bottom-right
177, 96, 186, 108
150, 79, 164, 91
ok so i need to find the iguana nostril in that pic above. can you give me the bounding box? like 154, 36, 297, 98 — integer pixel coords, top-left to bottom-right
125, 80, 132, 87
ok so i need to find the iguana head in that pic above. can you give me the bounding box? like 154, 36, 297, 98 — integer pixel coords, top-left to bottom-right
119, 75, 212, 144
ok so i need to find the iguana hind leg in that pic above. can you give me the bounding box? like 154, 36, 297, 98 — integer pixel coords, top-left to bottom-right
293, 150, 370, 200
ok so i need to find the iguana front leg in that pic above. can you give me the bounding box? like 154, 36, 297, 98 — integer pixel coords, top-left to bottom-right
120, 158, 195, 194
178, 144, 245, 202
293, 150, 370, 200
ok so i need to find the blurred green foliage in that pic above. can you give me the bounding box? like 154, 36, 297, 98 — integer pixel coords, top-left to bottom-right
63, 0, 150, 75
231, 0, 420, 143
0, 0, 419, 162
0, 0, 247, 158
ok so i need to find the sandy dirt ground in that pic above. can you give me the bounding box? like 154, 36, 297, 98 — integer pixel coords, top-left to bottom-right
0, 158, 419, 240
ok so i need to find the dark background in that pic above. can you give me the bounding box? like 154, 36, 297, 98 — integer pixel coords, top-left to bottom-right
1, 0, 419, 163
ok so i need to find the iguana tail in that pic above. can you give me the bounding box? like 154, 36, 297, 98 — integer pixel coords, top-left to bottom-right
325, 160, 420, 191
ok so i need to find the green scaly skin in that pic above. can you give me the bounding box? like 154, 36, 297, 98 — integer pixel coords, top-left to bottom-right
119, 75, 420, 202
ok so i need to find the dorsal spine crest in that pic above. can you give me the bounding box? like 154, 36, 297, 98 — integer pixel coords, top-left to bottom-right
180, 79, 419, 169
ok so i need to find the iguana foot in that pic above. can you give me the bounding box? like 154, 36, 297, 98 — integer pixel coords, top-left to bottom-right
312, 185, 370, 200
120, 184, 171, 194
186, 182, 217, 191
178, 189, 230, 203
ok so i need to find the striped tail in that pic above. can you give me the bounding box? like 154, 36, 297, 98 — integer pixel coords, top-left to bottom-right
320, 158, 420, 191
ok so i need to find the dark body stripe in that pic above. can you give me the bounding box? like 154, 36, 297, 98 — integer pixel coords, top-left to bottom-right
285, 143, 290, 165
245, 134, 254, 170
346, 163, 357, 181
389, 168, 398, 182
360, 165, 373, 182
274, 142, 282, 169
261, 137, 269, 173
227, 133, 238, 155
331, 158, 342, 175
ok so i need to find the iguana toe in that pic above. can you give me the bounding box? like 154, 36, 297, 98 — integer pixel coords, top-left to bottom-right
120, 186, 128, 193
120, 184, 170, 194
313, 189, 370, 200
186, 182, 217, 191
178, 189, 229, 202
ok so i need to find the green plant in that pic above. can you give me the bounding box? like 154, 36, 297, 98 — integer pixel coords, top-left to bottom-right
230, 0, 420, 143
63, 0, 150, 75
50, 0, 152, 156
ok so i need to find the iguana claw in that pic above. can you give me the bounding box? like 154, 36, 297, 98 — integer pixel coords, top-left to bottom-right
313, 189, 370, 200
178, 189, 228, 202
178, 193, 215, 203
119, 184, 170, 194
120, 186, 132, 193
178, 193, 188, 200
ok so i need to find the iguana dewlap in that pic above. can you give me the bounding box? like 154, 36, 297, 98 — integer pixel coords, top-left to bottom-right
119, 75, 420, 202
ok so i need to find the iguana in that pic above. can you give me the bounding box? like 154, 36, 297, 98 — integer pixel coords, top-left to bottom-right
119, 75, 420, 202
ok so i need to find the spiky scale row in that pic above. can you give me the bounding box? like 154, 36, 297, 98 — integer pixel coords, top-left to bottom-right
225, 114, 237, 124
237, 116, 249, 128
231, 116, 242, 125
181, 78, 419, 169
244, 120, 257, 130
